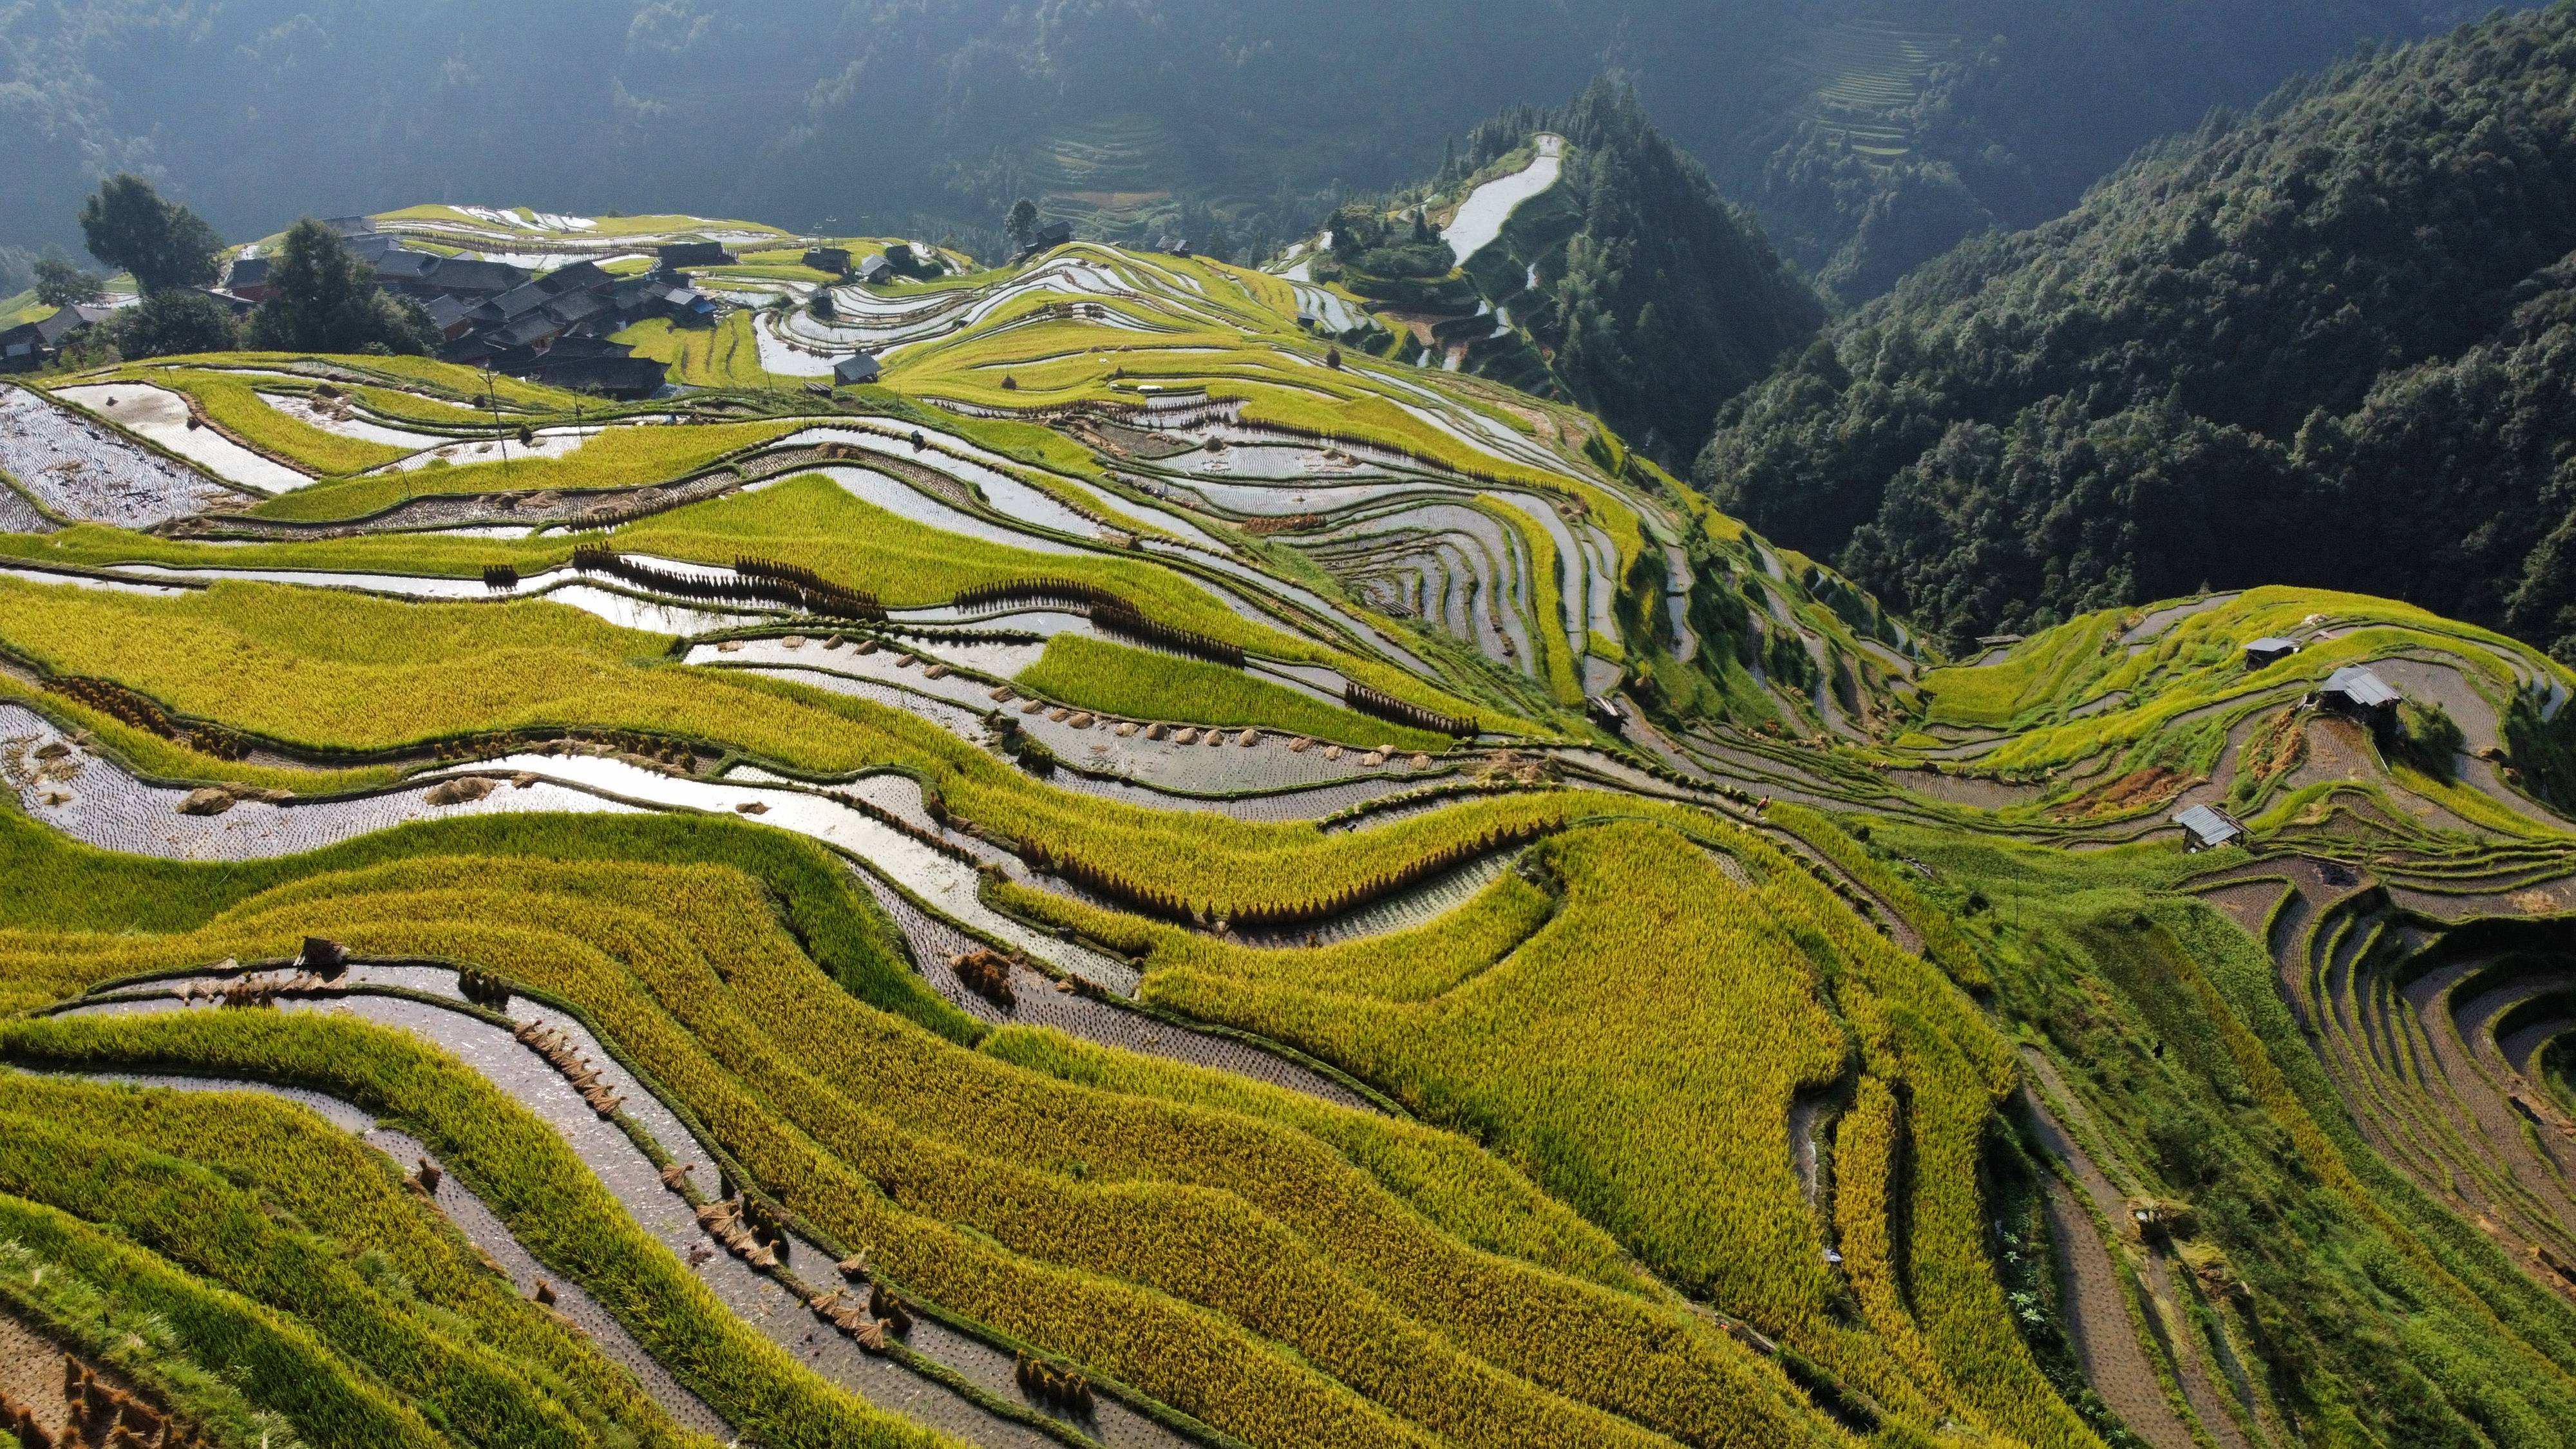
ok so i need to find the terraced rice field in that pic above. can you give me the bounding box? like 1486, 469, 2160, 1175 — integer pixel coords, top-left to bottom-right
1798, 19, 1959, 158
6, 198, 2576, 1449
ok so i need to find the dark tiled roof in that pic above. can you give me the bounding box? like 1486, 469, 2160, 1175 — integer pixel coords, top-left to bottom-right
529, 355, 667, 398
492, 281, 558, 318
491, 312, 564, 348
422, 258, 528, 295
372, 249, 439, 281
546, 290, 609, 327
538, 260, 609, 294
33, 307, 102, 343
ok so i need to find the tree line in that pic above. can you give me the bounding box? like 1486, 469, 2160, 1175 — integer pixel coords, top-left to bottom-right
30, 175, 438, 363
1694, 6, 2576, 657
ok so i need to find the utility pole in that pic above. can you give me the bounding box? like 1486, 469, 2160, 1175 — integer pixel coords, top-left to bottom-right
484, 361, 509, 473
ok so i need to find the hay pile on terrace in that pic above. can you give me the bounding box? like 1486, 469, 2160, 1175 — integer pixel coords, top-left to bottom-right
27, 1358, 212, 1449
424, 775, 497, 807
176, 786, 232, 816
951, 949, 1018, 1009
1016, 1352, 1096, 1414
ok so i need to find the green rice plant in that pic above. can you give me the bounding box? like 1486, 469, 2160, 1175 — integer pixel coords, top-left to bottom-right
0, 799, 971, 1041
1828, 1077, 1954, 1399
0, 891, 1464, 1447
0, 521, 587, 583
0, 848, 1855, 1449
613, 315, 777, 389
0, 1072, 715, 1449
162, 372, 417, 475
1472, 497, 1581, 704
612, 474, 1291, 652
1903, 585, 2574, 781
974, 1023, 1645, 1290
0, 1013, 953, 1449
339, 355, 592, 410
0, 1192, 446, 1448
0, 670, 405, 795
1116, 818, 1852, 1324
1003, 799, 2079, 1437
0, 574, 1554, 918
1012, 634, 1445, 750
996, 862, 1556, 1004
0, 1107, 603, 1448
243, 419, 806, 522
1915, 614, 2118, 730
1765, 803, 1985, 988
249, 860, 1833, 1448
52, 367, 404, 477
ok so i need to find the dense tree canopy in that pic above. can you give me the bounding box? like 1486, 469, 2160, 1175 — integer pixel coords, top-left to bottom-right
243, 219, 433, 355
0, 1, 2481, 294
1539, 79, 1826, 462
31, 257, 101, 307
77, 174, 220, 295
1696, 5, 2576, 654
109, 289, 238, 359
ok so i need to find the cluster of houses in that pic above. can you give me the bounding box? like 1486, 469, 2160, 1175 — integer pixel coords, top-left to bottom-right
219, 221, 744, 398
0, 302, 120, 372
10, 218, 996, 384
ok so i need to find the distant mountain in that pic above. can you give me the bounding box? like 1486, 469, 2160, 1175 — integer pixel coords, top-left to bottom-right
1712, 0, 2493, 303
0, 1, 2485, 291
1695, 5, 2576, 652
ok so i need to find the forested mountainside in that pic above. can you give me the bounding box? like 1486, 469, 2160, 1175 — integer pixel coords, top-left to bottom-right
1726, 0, 2487, 302
0, 0, 2481, 288
1414, 82, 1826, 464
1698, 3, 2576, 654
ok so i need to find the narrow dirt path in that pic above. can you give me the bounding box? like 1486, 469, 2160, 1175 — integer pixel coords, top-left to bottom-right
2022, 1054, 2257, 1449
